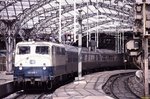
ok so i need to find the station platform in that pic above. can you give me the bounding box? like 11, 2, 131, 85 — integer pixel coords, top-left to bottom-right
53, 70, 136, 99
0, 71, 13, 85
0, 71, 14, 98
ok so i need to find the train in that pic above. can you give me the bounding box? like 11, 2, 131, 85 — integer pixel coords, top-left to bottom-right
13, 41, 124, 89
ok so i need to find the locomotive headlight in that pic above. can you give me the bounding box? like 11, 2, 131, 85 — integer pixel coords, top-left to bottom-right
43, 63, 46, 70
19, 66, 22, 70
43, 66, 46, 70
19, 63, 23, 70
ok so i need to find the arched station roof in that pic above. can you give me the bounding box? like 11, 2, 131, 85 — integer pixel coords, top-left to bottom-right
0, 0, 135, 42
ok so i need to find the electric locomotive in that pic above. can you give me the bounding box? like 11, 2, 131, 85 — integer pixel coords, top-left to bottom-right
13, 41, 123, 88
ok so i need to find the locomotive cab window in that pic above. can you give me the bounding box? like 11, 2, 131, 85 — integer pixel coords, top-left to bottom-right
36, 46, 49, 54
18, 46, 30, 54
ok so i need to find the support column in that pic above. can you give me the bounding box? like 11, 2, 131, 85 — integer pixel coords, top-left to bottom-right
142, 1, 149, 96
119, 32, 122, 53
118, 31, 120, 53
122, 31, 125, 53
115, 32, 118, 53
86, 3, 89, 48
59, 0, 62, 43
74, 10, 86, 84
0, 19, 17, 73
73, 0, 77, 42
96, 0, 99, 49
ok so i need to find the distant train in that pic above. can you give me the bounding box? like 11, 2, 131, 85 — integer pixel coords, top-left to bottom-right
13, 41, 123, 88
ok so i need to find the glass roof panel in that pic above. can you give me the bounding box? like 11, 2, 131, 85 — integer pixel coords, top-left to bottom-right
0, 0, 134, 38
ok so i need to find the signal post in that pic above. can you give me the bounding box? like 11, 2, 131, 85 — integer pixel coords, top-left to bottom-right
134, 0, 150, 96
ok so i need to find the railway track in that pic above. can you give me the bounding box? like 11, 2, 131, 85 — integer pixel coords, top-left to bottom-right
103, 72, 141, 99
3, 75, 74, 99
124, 75, 142, 98
3, 90, 53, 99
15, 93, 46, 99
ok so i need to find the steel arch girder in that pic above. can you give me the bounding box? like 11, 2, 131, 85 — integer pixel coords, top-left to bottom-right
36, 16, 132, 36
19, 0, 55, 23
20, 1, 133, 27
17, 0, 134, 40
62, 20, 133, 36
34, 11, 133, 35
0, 1, 17, 12
84, 25, 133, 34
